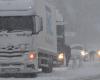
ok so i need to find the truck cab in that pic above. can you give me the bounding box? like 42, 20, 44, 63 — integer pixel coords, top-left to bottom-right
0, 0, 58, 77
0, 0, 43, 77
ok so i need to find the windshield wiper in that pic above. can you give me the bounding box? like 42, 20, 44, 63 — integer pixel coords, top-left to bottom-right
7, 29, 32, 33
7, 29, 32, 35
7, 30, 25, 33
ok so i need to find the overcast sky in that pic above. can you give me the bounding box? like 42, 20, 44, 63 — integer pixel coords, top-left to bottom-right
47, 0, 100, 51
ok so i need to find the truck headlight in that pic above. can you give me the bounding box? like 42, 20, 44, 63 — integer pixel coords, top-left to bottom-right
58, 53, 64, 61
81, 50, 86, 56
97, 50, 100, 57
28, 51, 36, 60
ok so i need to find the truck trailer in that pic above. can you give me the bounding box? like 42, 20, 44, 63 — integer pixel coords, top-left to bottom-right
0, 0, 58, 77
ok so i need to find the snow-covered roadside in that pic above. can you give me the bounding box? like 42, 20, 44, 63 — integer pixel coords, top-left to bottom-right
0, 61, 100, 80
67, 61, 100, 80
38, 61, 100, 80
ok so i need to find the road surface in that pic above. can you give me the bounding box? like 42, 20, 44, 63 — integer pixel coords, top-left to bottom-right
78, 75, 100, 80
0, 61, 100, 80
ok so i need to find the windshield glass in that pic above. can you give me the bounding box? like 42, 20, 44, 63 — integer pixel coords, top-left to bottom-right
0, 16, 34, 32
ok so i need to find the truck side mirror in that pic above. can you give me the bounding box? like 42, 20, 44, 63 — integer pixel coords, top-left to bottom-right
33, 16, 43, 34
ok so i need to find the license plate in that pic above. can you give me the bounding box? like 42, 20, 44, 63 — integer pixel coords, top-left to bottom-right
1, 68, 20, 72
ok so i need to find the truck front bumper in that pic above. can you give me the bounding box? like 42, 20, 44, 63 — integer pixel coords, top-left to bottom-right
0, 63, 38, 74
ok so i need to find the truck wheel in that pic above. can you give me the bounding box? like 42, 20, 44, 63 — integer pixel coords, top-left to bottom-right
42, 66, 53, 73
42, 56, 53, 73
42, 65, 53, 73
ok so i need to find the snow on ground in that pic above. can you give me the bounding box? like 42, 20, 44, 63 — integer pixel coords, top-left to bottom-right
0, 61, 100, 80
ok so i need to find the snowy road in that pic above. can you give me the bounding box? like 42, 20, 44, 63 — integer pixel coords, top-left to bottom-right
77, 75, 100, 80
0, 62, 100, 80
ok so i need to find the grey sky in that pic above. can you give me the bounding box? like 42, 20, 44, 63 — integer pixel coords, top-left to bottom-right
47, 0, 100, 50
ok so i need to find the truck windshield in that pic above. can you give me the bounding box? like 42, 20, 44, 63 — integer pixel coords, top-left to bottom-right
0, 16, 34, 32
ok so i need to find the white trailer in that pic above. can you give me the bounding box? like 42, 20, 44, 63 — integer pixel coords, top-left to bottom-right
0, 0, 57, 77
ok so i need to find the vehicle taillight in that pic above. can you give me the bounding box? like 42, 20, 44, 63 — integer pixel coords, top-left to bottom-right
28, 52, 36, 60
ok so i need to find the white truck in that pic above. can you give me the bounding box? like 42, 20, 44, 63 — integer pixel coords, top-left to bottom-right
0, 0, 58, 77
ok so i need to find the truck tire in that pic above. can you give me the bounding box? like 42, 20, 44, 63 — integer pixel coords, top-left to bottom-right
42, 56, 53, 73
42, 66, 53, 73
42, 65, 53, 73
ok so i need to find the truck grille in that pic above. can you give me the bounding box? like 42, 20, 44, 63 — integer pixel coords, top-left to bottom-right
0, 63, 24, 67
0, 51, 29, 58
0, 55, 22, 58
